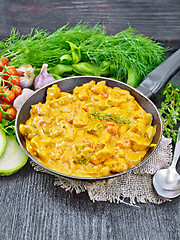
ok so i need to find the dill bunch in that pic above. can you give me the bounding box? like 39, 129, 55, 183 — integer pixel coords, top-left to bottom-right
80, 27, 166, 84
0, 23, 166, 86
0, 23, 103, 68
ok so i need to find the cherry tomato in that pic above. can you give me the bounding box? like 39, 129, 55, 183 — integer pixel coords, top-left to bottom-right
2, 90, 15, 104
0, 65, 4, 72
0, 65, 5, 73
7, 66, 18, 76
2, 86, 9, 92
6, 107, 17, 120
1, 56, 9, 66
0, 56, 9, 72
0, 101, 12, 111
1, 87, 9, 93
9, 76, 20, 86
1, 70, 9, 80
0, 87, 9, 101
1, 66, 19, 81
12, 86, 22, 97
0, 111, 2, 121
0, 86, 9, 95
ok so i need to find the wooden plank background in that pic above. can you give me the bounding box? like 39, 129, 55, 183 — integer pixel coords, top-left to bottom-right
0, 0, 180, 48
0, 0, 180, 239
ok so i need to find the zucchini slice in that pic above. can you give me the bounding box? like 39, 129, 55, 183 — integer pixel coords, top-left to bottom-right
0, 135, 28, 176
0, 128, 6, 157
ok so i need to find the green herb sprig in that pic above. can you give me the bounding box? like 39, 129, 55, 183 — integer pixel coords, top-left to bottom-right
77, 157, 87, 165
91, 111, 130, 124
158, 83, 180, 143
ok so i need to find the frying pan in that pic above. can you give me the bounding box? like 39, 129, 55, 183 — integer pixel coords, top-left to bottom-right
15, 49, 180, 180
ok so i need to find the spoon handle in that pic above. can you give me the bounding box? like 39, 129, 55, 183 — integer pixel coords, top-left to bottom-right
171, 127, 180, 168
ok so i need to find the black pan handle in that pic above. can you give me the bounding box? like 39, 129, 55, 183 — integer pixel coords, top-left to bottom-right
136, 48, 180, 98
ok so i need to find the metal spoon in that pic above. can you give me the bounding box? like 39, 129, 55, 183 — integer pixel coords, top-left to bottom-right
153, 127, 180, 198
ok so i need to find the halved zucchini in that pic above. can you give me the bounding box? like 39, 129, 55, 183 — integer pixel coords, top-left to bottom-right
0, 135, 28, 176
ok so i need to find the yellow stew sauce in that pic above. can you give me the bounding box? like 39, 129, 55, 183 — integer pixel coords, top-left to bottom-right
19, 81, 156, 177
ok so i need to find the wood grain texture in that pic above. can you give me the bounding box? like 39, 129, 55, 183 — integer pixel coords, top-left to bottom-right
0, 0, 180, 48
0, 0, 180, 239
1, 162, 180, 240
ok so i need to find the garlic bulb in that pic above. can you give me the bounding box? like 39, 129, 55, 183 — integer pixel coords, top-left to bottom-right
17, 64, 35, 88
34, 64, 56, 90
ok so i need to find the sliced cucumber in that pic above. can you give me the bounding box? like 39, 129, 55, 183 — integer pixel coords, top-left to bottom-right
0, 129, 6, 157
0, 135, 28, 176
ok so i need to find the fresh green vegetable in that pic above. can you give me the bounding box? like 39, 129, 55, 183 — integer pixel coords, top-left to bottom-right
51, 64, 73, 76
66, 41, 81, 64
0, 135, 28, 176
0, 119, 15, 136
0, 128, 6, 157
72, 62, 101, 76
158, 83, 180, 143
0, 23, 166, 87
60, 54, 72, 64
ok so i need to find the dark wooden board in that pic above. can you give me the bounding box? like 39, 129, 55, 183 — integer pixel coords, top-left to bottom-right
1, 162, 180, 240
0, 0, 180, 50
0, 1, 180, 239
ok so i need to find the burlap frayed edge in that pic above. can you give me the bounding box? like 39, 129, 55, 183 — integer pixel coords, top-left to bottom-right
29, 136, 172, 206
52, 173, 170, 206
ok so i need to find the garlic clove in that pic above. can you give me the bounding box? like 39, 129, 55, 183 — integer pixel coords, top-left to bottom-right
34, 64, 56, 90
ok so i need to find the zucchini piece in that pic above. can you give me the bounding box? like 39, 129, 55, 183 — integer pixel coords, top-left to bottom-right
0, 135, 28, 176
0, 129, 6, 157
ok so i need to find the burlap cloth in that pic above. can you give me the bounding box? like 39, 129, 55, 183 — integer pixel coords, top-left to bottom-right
15, 88, 173, 205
